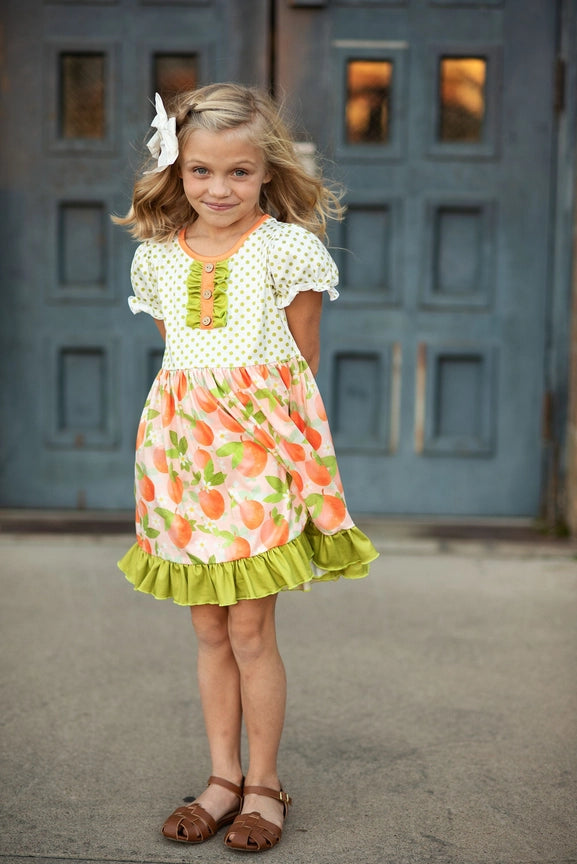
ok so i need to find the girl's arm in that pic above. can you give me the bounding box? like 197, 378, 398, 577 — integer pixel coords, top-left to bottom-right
285, 290, 323, 376
154, 319, 166, 341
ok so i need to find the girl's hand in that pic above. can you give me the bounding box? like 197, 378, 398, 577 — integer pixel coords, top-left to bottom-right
285, 290, 323, 375
154, 319, 167, 341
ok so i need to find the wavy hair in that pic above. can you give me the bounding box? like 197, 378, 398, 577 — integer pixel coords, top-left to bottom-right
112, 83, 344, 243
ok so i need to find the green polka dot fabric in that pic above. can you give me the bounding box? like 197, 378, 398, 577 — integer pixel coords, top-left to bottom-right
128, 217, 339, 369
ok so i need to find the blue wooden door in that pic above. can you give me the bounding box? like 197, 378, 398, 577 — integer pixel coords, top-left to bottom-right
0, 0, 269, 508
277, 0, 558, 515
0, 0, 560, 516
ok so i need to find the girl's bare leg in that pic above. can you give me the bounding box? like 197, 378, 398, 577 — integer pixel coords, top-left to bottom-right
189, 604, 244, 819
227, 594, 287, 830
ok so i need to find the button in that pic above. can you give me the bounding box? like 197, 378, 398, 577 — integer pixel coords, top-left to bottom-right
204, 263, 214, 273
202, 315, 212, 326
202, 288, 213, 299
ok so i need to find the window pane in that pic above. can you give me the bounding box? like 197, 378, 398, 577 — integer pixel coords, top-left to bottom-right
154, 55, 198, 101
346, 60, 393, 145
60, 53, 106, 139
439, 57, 486, 143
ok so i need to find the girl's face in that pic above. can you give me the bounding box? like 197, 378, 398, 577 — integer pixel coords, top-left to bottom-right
179, 126, 270, 237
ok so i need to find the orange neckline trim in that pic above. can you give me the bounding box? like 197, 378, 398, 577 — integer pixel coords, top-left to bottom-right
178, 213, 270, 262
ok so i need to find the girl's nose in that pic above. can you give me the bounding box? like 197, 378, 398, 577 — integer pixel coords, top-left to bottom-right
209, 175, 230, 197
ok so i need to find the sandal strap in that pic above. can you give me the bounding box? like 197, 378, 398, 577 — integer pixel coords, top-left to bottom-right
207, 775, 244, 799
243, 785, 292, 806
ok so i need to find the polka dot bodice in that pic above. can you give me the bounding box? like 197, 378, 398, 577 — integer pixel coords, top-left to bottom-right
128, 216, 339, 369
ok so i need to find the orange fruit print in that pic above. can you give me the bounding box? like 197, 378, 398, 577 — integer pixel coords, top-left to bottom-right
193, 448, 211, 469
289, 470, 304, 493
316, 494, 347, 532
217, 407, 245, 434
304, 426, 322, 451
193, 420, 214, 446
168, 474, 184, 505
168, 514, 193, 549
138, 536, 152, 555
152, 446, 169, 473
194, 386, 219, 413
240, 499, 265, 529
161, 391, 175, 427
136, 420, 146, 449
305, 459, 332, 486
282, 441, 306, 462
238, 441, 267, 477
260, 516, 290, 549
253, 426, 275, 450
231, 367, 253, 389
226, 536, 252, 561
315, 393, 327, 421
139, 475, 155, 502
175, 371, 188, 401
290, 410, 306, 433
278, 365, 292, 388
199, 488, 225, 520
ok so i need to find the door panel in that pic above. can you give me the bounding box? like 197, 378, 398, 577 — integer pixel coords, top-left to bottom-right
277, 0, 556, 515
0, 0, 559, 517
0, 0, 269, 508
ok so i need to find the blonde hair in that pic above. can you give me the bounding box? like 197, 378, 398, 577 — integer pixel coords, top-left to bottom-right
112, 82, 344, 243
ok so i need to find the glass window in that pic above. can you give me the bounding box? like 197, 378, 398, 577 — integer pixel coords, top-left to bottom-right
439, 57, 486, 143
154, 55, 198, 101
346, 60, 393, 145
59, 53, 106, 139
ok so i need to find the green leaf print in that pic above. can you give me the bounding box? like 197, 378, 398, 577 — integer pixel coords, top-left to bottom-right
169, 430, 179, 448
253, 410, 266, 425
178, 436, 188, 455
263, 493, 284, 504
216, 442, 243, 469
322, 456, 338, 477
147, 409, 160, 420
186, 553, 206, 564
254, 388, 279, 412
204, 460, 225, 486
165, 448, 180, 459
305, 493, 324, 519
155, 507, 175, 529
141, 512, 160, 539
265, 475, 287, 494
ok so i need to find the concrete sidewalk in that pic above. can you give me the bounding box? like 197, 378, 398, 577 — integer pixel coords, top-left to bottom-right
0, 525, 576, 864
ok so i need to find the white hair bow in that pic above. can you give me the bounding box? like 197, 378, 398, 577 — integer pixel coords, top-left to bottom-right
144, 93, 179, 174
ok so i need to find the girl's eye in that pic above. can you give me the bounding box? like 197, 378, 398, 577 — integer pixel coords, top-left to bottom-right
233, 169, 248, 177
192, 167, 208, 176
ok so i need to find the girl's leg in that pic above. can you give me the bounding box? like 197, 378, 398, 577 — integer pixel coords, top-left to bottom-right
188, 604, 243, 819
227, 594, 287, 829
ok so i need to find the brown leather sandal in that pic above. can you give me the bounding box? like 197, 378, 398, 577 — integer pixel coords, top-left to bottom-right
223, 785, 292, 852
161, 775, 243, 843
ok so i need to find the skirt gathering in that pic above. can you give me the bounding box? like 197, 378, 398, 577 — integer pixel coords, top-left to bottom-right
118, 355, 378, 606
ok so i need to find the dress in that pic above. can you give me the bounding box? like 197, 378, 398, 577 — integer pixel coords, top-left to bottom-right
118, 214, 378, 605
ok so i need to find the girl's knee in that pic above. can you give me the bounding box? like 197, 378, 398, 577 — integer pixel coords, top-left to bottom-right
191, 604, 230, 650
228, 597, 278, 664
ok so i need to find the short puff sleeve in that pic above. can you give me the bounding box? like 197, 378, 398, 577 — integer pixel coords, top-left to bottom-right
128, 243, 164, 319
268, 224, 339, 309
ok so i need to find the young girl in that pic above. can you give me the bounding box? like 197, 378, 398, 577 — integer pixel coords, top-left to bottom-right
114, 83, 378, 853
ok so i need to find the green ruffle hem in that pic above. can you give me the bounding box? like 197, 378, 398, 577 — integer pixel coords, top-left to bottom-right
118, 521, 378, 607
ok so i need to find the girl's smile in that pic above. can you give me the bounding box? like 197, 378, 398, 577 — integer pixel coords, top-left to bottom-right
179, 127, 270, 243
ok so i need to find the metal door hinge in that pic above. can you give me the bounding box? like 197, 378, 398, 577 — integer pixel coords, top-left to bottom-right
554, 56, 566, 115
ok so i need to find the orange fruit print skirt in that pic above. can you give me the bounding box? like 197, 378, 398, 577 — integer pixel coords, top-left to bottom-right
118, 356, 378, 606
